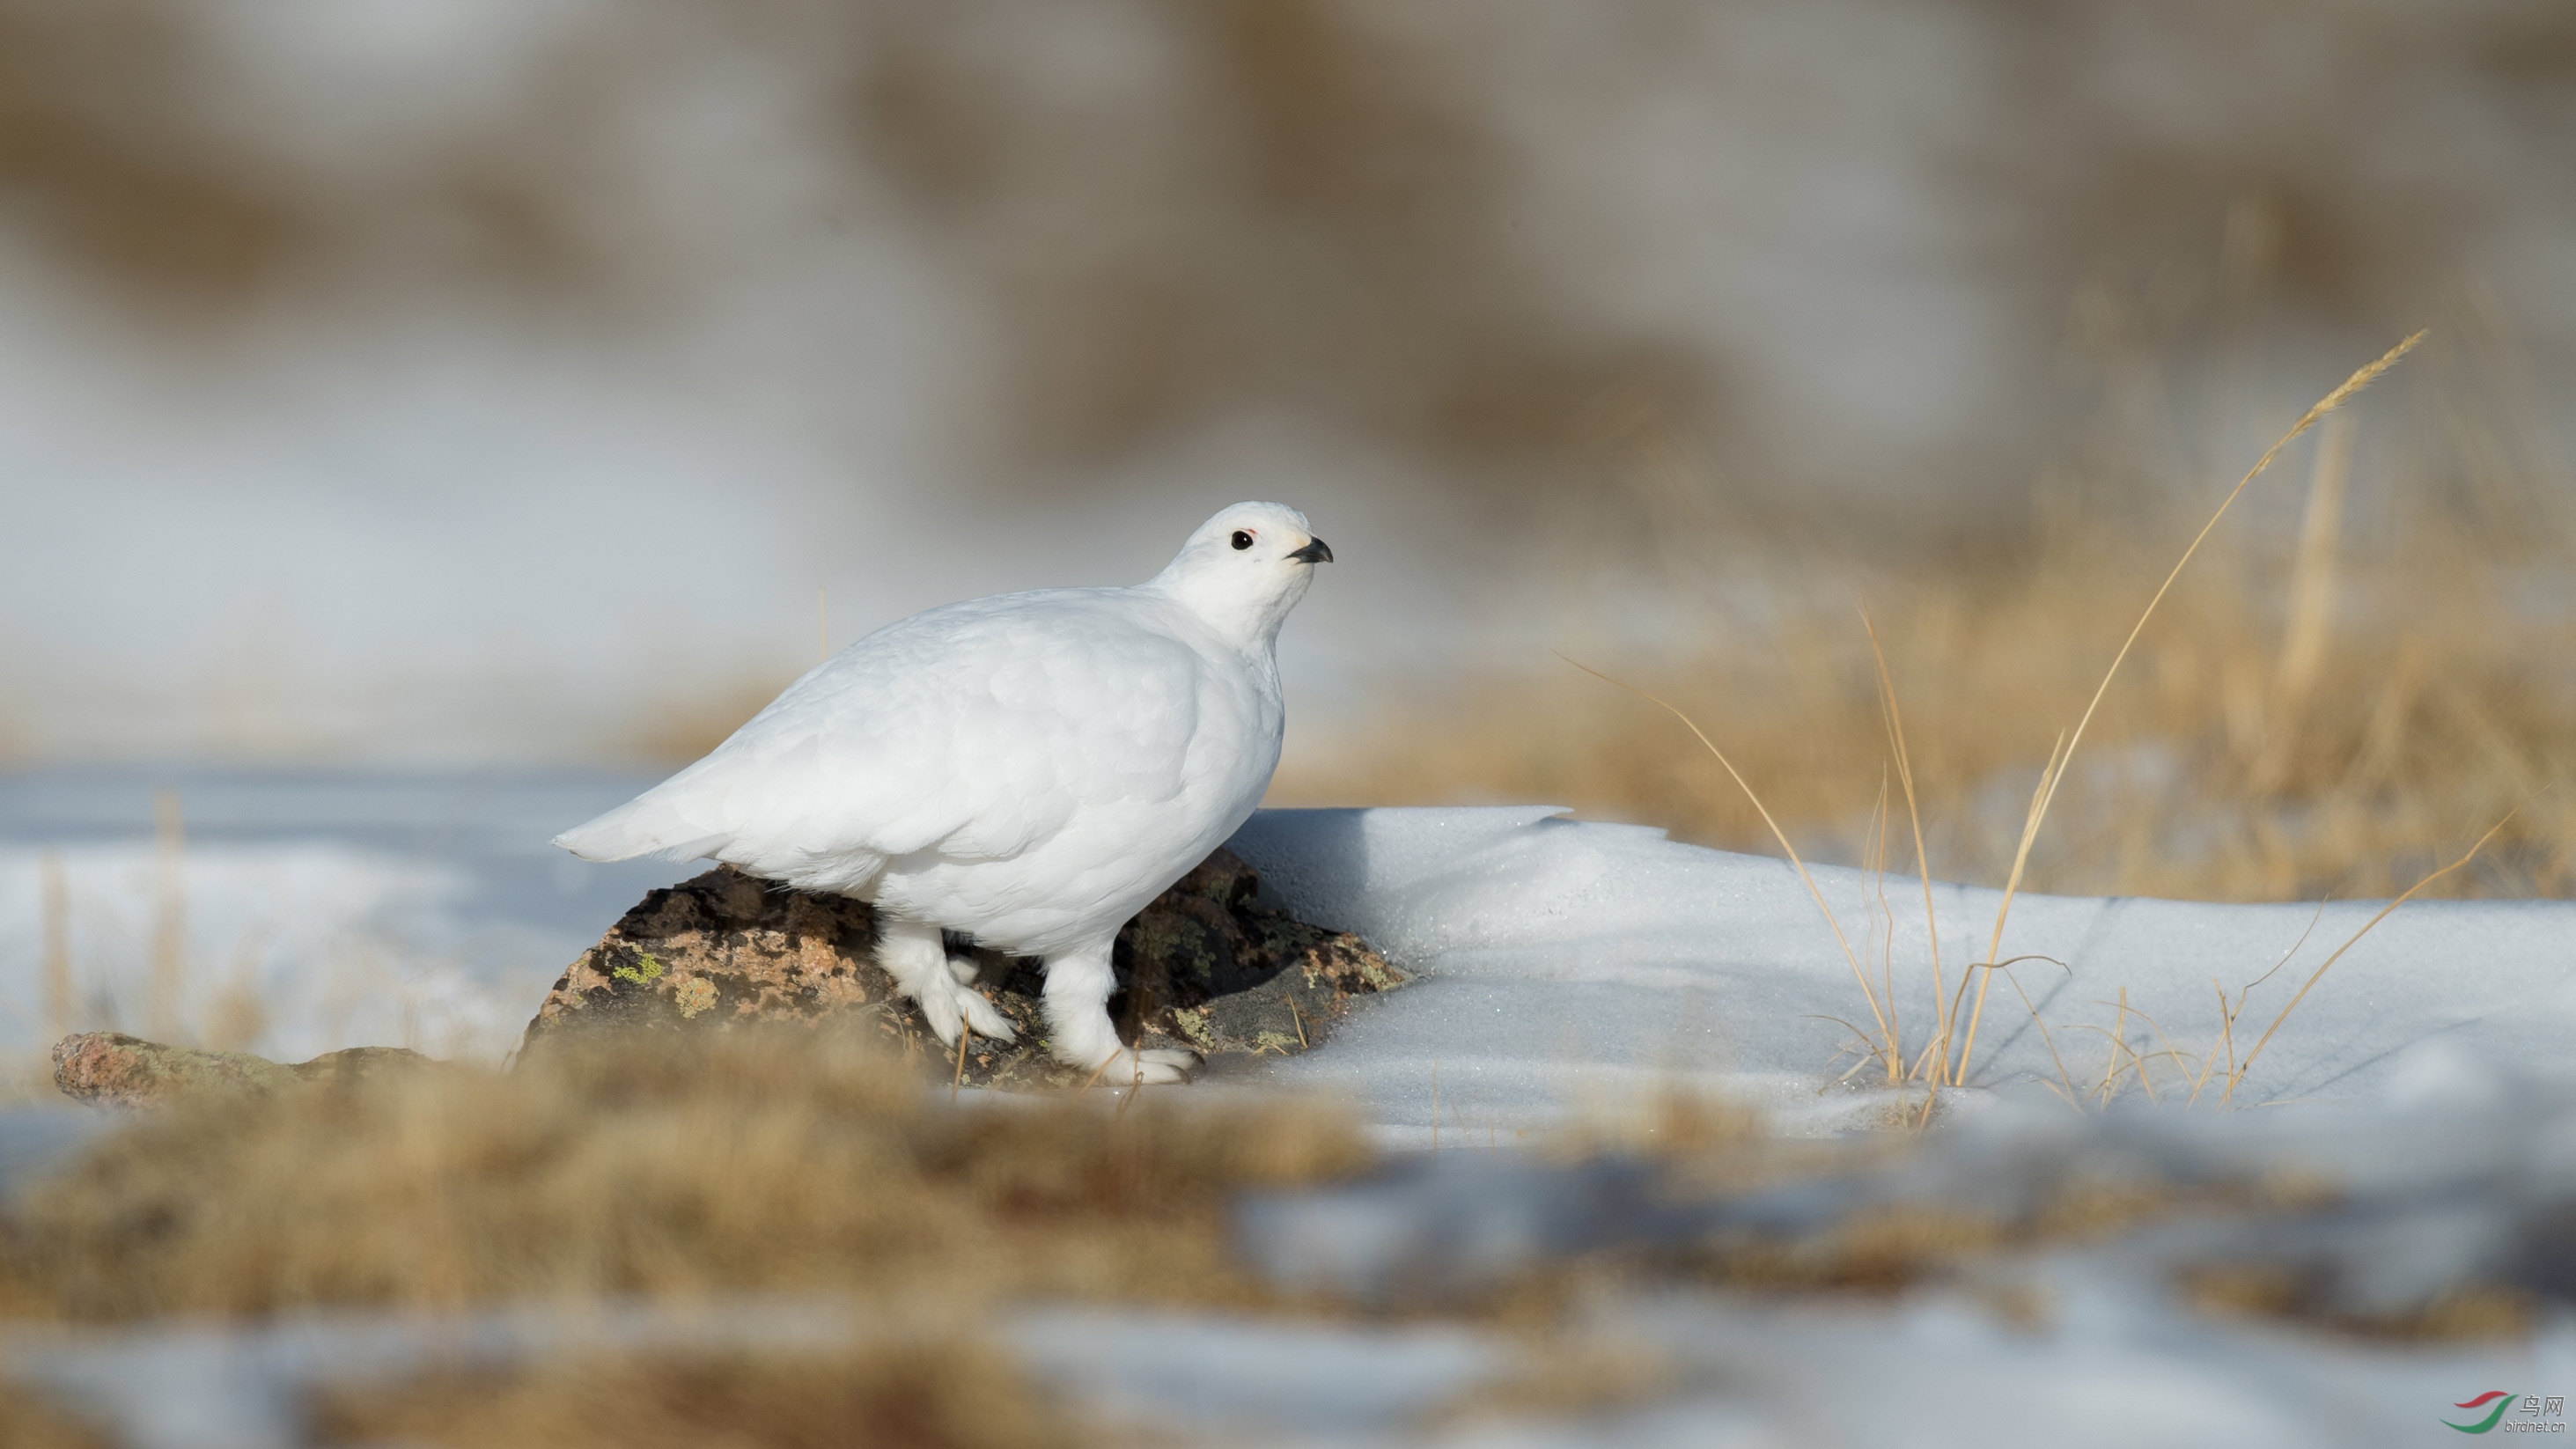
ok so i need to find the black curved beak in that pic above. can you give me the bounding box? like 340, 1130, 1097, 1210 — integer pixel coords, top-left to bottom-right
1287, 537, 1334, 563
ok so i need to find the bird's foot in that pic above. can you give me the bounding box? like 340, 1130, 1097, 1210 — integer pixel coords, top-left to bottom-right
915, 967, 1017, 1046
1078, 1045, 1200, 1086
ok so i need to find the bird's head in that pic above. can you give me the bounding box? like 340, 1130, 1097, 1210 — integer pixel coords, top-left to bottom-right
1148, 502, 1331, 646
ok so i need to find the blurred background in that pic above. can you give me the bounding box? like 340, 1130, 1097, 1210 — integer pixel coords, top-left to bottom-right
4, 0, 2576, 1059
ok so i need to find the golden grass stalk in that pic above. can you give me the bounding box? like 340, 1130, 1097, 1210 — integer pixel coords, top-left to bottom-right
148, 788, 187, 1044
1947, 331, 2425, 1086
2123, 999, 2191, 1104
40, 850, 71, 1044
1564, 657, 1903, 1084
2102, 989, 2138, 1105
2254, 412, 2357, 791
2221, 809, 2514, 1105
2197, 980, 2236, 1104
2190, 901, 2328, 1103
1866, 772, 1897, 1040
1862, 610, 1947, 1075
1946, 732, 2063, 1081
1978, 953, 2081, 1102
202, 932, 272, 1055
1079, 1053, 1115, 1092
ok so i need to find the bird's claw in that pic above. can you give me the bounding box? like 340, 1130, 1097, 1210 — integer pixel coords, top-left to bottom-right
956, 989, 1016, 1042
916, 967, 1017, 1047
1093, 1046, 1199, 1085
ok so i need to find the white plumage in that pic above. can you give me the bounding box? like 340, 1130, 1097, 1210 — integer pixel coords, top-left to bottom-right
554, 502, 1331, 1083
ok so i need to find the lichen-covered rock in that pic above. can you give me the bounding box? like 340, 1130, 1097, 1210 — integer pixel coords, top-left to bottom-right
519, 848, 1404, 1087
52, 1033, 440, 1109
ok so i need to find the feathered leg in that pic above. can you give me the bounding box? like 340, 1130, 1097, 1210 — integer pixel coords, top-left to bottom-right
876, 917, 1015, 1045
1041, 937, 1198, 1085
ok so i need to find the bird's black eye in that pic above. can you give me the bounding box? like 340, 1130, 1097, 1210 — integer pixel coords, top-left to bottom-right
1230, 530, 1254, 550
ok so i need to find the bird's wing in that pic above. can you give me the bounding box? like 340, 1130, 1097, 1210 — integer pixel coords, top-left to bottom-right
555, 589, 1205, 882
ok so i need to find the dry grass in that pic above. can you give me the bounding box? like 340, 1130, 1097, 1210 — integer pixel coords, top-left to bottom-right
2179, 1268, 2536, 1342
1281, 509, 2574, 903
1292, 336, 2550, 1103
1671, 1169, 2538, 1344
0, 1028, 1368, 1323
1682, 1175, 2300, 1300
0, 1032, 2521, 1449
0, 1382, 108, 1449
311, 1342, 1074, 1449
1428, 1333, 1682, 1430
0, 1028, 1373, 1445
1277, 437, 2574, 911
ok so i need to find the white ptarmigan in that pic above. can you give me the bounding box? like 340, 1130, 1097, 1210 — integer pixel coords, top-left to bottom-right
553, 503, 1331, 1084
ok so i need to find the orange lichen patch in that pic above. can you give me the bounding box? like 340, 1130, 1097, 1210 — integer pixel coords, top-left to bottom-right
50, 1033, 444, 1110
522, 853, 1400, 1088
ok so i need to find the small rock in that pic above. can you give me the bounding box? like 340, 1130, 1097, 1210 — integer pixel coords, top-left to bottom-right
51, 1033, 440, 1110
519, 848, 1405, 1085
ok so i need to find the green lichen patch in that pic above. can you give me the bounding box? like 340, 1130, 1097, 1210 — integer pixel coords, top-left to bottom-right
610, 953, 666, 986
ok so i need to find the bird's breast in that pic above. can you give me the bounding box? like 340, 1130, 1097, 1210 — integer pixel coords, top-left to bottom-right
868, 651, 1284, 955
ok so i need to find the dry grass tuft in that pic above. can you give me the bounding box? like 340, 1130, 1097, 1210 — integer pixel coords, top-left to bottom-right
312, 1341, 1073, 1449
1284, 502, 2576, 906
2179, 1267, 2536, 1343
1430, 1333, 1682, 1429
1545, 1085, 1771, 1164
0, 1028, 1373, 1445
1278, 403, 2573, 911
0, 1380, 109, 1449
1706, 1205, 2010, 1297
1284, 332, 2573, 1102
1692, 1173, 2346, 1304
0, 1027, 1370, 1323
0, 1025, 2520, 1444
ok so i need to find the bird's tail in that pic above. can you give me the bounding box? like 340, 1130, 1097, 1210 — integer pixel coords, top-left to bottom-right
552, 789, 732, 864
